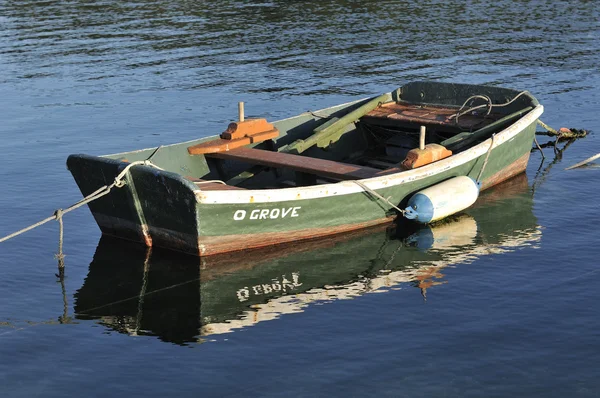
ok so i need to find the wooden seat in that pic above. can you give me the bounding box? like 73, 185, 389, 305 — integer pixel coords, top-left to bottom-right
206, 147, 380, 180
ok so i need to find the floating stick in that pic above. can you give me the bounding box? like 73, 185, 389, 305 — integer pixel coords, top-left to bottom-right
565, 153, 600, 170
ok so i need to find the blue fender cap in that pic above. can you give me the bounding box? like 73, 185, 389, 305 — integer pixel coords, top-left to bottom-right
404, 193, 434, 223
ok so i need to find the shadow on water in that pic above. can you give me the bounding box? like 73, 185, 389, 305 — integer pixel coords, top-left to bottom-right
73, 174, 541, 346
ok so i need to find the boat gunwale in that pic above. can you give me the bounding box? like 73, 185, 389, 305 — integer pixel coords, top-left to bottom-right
195, 104, 544, 204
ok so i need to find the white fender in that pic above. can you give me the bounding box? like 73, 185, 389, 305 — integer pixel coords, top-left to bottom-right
404, 176, 480, 224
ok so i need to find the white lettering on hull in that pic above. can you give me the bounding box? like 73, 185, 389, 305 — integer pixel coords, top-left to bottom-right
233, 210, 246, 220
234, 206, 301, 221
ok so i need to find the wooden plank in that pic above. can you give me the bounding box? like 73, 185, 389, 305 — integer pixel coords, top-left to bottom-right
188, 129, 279, 155
363, 101, 489, 129
220, 119, 275, 140
207, 147, 380, 180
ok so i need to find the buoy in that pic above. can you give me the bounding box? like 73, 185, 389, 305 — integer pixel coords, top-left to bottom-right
404, 176, 480, 224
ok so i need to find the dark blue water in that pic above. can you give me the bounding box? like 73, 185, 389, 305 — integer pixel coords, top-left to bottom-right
1, 1, 599, 396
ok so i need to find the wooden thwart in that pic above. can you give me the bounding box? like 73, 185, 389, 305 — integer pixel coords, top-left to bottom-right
188, 118, 279, 155
207, 147, 381, 180
188, 131, 279, 155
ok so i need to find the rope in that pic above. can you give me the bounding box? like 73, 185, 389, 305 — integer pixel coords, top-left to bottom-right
533, 136, 545, 160
134, 247, 152, 336
477, 134, 496, 184
537, 119, 557, 135
536, 120, 587, 139
193, 180, 226, 185
55, 209, 65, 265
453, 91, 530, 126
351, 180, 405, 215
0, 151, 164, 244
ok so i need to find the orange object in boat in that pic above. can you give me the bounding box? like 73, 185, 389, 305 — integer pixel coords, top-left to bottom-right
220, 119, 275, 140
188, 118, 279, 155
401, 144, 452, 169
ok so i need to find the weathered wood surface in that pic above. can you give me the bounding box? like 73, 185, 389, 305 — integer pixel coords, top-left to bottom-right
207, 147, 380, 180
363, 102, 492, 129
188, 117, 279, 155
187, 129, 279, 155
220, 118, 275, 140
401, 144, 452, 169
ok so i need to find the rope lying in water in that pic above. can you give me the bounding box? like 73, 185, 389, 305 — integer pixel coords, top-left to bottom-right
0, 155, 163, 245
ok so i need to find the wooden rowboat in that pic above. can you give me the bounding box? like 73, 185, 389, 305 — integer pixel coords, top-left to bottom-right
67, 81, 543, 256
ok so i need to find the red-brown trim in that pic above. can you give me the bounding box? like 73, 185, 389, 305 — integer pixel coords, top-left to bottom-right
480, 152, 530, 191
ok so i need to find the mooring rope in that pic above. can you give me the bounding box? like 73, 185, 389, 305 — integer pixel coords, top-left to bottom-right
351, 180, 405, 215
0, 154, 164, 245
533, 136, 546, 160
134, 247, 152, 336
476, 134, 496, 184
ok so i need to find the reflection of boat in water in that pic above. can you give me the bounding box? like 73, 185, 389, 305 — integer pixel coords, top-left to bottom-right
74, 175, 540, 344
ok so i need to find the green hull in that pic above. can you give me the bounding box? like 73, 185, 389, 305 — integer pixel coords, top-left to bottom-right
67, 82, 543, 256
74, 175, 540, 344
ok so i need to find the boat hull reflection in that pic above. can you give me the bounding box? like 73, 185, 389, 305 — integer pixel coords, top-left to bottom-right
75, 174, 540, 345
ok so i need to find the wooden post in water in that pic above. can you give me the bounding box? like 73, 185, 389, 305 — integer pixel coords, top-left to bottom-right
419, 125, 426, 150
238, 102, 245, 122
